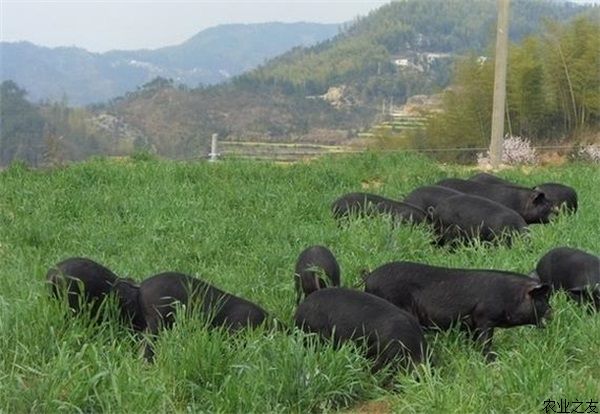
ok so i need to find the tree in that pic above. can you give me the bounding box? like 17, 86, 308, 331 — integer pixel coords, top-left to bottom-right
0, 81, 46, 166
425, 13, 599, 160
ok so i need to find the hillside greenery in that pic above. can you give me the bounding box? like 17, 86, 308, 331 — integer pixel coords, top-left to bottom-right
104, 0, 599, 153
0, 0, 596, 167
247, 0, 588, 97
0, 152, 599, 412
422, 13, 599, 159
0, 81, 46, 166
0, 81, 130, 167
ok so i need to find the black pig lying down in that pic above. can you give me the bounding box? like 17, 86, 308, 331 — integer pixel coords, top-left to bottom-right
47, 257, 119, 318
469, 173, 578, 213
363, 261, 551, 359
294, 245, 341, 304
114, 272, 269, 360
331, 192, 426, 225
436, 177, 553, 224
532, 247, 600, 309
431, 194, 527, 246
402, 185, 463, 215
294, 287, 427, 372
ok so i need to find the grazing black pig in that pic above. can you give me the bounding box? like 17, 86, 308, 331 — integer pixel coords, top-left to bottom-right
294, 287, 427, 372
364, 261, 551, 359
331, 192, 426, 225
294, 245, 341, 304
532, 247, 599, 308
431, 194, 527, 246
123, 272, 269, 360
436, 178, 552, 223
534, 183, 578, 213
470, 174, 578, 213
402, 185, 463, 215
47, 257, 119, 318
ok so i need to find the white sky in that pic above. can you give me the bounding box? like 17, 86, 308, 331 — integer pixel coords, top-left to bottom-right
0, 1, 389, 53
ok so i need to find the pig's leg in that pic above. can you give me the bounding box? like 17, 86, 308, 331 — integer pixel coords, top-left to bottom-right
473, 327, 495, 361
143, 316, 160, 362
471, 306, 496, 361
295, 276, 302, 305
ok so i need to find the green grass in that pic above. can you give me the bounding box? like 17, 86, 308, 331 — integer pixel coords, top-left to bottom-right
1, 152, 598, 413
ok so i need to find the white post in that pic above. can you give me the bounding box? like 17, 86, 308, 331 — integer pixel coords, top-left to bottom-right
489, 0, 510, 168
209, 133, 219, 162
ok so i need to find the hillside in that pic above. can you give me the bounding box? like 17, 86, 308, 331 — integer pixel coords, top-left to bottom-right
106, 0, 592, 152
0, 22, 339, 105
1, 0, 596, 167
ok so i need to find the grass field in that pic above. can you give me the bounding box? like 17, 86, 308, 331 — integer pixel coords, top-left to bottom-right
1, 152, 599, 413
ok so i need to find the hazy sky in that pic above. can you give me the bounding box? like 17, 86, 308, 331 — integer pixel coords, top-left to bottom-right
1, 1, 389, 53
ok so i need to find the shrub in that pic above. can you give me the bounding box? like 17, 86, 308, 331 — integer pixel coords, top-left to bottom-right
576, 143, 600, 163
477, 135, 538, 167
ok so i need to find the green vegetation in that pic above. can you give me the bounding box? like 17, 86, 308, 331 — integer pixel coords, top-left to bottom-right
1, 152, 599, 412
102, 0, 597, 162
0, 81, 133, 168
425, 14, 599, 157
249, 0, 589, 97
0, 0, 596, 167
0, 81, 45, 166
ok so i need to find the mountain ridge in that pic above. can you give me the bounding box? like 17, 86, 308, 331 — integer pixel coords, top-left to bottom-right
0, 22, 340, 105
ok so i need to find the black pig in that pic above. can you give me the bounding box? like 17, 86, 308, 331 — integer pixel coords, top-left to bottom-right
294, 287, 427, 372
294, 245, 341, 304
436, 178, 552, 223
534, 183, 577, 213
431, 194, 527, 246
364, 261, 551, 359
47, 257, 119, 318
532, 247, 599, 308
118, 272, 269, 360
469, 174, 577, 213
331, 192, 426, 225
402, 185, 463, 215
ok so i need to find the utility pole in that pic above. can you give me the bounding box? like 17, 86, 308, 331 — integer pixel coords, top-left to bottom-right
489, 0, 510, 168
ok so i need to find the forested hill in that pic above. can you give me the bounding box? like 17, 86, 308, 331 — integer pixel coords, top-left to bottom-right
0, 22, 339, 105
1, 0, 596, 166
246, 0, 589, 97
105, 0, 591, 152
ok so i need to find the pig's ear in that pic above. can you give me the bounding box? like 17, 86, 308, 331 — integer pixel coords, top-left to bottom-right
530, 190, 546, 205
528, 284, 551, 298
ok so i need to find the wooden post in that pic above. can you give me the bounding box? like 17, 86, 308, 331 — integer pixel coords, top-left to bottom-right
489, 0, 510, 168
